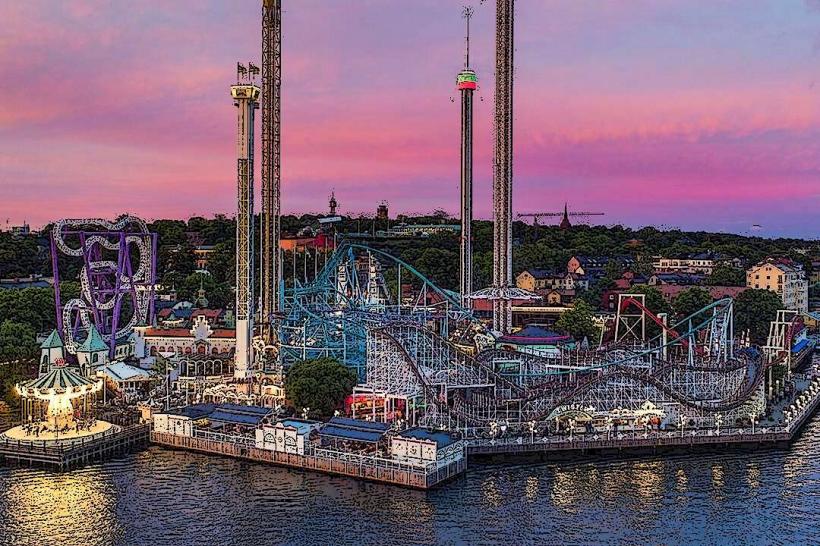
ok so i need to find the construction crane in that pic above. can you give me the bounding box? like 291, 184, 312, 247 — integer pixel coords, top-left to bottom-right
517, 203, 605, 227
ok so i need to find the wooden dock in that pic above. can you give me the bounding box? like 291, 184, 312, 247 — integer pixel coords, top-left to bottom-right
0, 424, 150, 470
151, 431, 466, 489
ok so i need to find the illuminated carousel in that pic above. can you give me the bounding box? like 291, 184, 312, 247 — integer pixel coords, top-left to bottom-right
4, 361, 114, 443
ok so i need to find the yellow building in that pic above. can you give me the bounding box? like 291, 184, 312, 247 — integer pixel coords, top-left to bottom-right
746, 260, 808, 313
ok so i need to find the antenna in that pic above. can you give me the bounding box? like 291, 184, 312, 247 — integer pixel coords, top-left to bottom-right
462, 6, 474, 69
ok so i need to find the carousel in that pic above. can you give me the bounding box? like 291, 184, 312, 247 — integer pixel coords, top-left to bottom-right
4, 360, 114, 443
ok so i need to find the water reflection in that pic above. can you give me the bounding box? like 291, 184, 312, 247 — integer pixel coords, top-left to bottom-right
1, 419, 820, 545
0, 467, 121, 546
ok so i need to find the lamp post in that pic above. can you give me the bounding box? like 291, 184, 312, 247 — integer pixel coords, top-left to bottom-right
679, 414, 686, 438
715, 413, 723, 436
527, 420, 536, 444
750, 414, 757, 435
568, 418, 576, 442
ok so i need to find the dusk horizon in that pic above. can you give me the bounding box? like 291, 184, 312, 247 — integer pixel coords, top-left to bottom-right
2, 1, 819, 237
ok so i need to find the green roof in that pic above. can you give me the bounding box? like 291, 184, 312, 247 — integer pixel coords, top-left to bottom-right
21, 366, 97, 394
40, 329, 63, 349
77, 325, 108, 353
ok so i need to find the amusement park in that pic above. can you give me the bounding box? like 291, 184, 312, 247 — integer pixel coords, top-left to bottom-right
1, 0, 819, 490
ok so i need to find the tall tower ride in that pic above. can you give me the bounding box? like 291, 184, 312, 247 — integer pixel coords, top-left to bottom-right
458, 7, 477, 307
261, 0, 282, 345
492, 0, 515, 333
231, 67, 260, 379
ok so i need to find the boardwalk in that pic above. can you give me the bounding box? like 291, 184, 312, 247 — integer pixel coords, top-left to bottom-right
0, 424, 150, 470
151, 431, 466, 489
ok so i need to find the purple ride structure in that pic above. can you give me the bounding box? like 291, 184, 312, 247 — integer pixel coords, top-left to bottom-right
51, 217, 157, 359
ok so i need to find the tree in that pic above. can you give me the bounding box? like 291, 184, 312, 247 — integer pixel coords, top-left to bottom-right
284, 357, 358, 418
672, 287, 713, 323
555, 300, 599, 343
0, 320, 38, 360
707, 266, 745, 286
734, 289, 783, 344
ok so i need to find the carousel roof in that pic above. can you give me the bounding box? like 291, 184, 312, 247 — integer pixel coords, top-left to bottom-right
21, 366, 97, 394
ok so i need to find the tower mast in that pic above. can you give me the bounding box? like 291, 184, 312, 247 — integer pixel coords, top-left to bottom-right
458, 7, 477, 307
231, 65, 260, 379
492, 0, 514, 333
261, 0, 282, 345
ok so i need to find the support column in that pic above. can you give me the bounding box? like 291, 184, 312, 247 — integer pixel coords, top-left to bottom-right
231, 75, 261, 380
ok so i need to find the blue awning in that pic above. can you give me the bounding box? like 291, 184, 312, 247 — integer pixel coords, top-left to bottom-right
328, 416, 390, 431
207, 409, 267, 426
319, 425, 385, 443
397, 428, 457, 448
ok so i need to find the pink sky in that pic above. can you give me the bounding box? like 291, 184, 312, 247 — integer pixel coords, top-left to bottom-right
1, 1, 819, 237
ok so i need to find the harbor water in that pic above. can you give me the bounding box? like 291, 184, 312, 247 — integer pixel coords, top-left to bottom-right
1, 415, 819, 545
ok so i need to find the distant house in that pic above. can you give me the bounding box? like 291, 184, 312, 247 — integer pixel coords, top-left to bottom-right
567, 255, 635, 278
746, 258, 808, 313
652, 252, 740, 275
516, 269, 567, 291
193, 245, 216, 270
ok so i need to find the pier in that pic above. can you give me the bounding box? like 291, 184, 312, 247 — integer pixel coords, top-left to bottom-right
151, 430, 466, 489
0, 424, 150, 470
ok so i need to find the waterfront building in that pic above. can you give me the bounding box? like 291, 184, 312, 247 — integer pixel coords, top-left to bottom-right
746, 259, 809, 313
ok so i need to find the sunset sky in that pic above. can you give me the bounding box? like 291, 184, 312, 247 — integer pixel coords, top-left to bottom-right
1, 1, 819, 237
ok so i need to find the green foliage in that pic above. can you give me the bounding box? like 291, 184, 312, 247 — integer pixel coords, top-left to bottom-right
734, 289, 783, 344
707, 266, 746, 286
672, 287, 713, 322
0, 283, 77, 334
284, 357, 358, 418
0, 320, 37, 360
555, 300, 599, 342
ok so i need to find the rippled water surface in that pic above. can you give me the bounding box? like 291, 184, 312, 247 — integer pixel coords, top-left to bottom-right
2, 416, 820, 545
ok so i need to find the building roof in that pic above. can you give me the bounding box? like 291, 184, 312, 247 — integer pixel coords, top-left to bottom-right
166, 403, 217, 419
397, 428, 458, 448
319, 417, 391, 443
98, 362, 152, 382
498, 325, 573, 345
142, 327, 236, 339
319, 425, 386, 443
40, 329, 63, 349
21, 366, 97, 394
328, 416, 391, 431
77, 325, 108, 353
275, 419, 321, 436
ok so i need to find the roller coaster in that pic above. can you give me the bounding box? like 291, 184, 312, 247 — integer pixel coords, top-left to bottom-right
284, 243, 805, 437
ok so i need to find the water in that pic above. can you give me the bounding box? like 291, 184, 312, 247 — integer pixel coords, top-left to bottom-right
1, 414, 819, 546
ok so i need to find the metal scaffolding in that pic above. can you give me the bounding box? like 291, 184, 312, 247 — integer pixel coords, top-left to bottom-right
492, 0, 515, 333
261, 0, 282, 344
